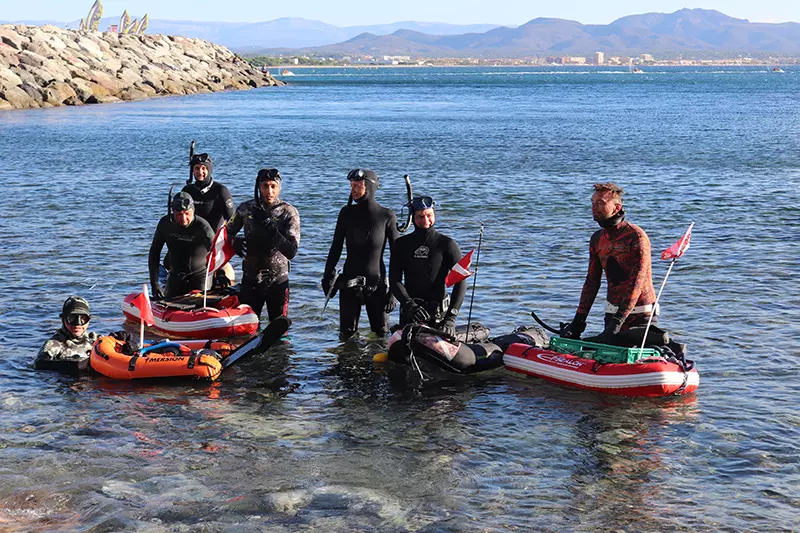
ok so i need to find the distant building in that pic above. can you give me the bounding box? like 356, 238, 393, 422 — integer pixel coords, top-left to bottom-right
594, 52, 605, 65
608, 56, 622, 65
640, 54, 654, 63
560, 56, 587, 65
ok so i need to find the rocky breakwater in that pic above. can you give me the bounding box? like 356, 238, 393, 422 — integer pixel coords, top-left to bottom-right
0, 24, 283, 110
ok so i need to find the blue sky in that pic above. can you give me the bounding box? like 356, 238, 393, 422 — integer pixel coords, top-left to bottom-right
5, 0, 799, 25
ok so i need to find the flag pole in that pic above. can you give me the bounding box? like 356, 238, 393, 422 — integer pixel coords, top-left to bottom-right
638, 222, 694, 357
140, 284, 147, 350
464, 222, 484, 340
203, 255, 212, 308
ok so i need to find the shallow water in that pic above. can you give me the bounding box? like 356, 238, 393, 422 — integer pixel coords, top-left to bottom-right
1, 66, 798, 532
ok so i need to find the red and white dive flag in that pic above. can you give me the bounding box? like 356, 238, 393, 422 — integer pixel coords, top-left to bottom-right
132, 284, 155, 326
206, 226, 235, 273
445, 250, 474, 287
661, 222, 693, 260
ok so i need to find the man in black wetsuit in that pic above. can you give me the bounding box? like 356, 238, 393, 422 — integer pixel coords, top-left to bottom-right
323, 169, 399, 339
148, 192, 215, 299
389, 196, 466, 336
182, 153, 235, 232
181, 153, 236, 287
226, 168, 300, 321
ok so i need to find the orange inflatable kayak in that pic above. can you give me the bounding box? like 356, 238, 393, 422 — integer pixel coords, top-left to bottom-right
91, 336, 235, 381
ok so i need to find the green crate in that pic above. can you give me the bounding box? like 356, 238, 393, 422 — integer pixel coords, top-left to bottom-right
548, 337, 660, 364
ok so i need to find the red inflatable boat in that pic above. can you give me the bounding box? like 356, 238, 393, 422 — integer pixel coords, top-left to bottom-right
122, 290, 259, 339
503, 340, 699, 397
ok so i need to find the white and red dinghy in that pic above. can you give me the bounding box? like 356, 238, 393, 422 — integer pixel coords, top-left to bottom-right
503, 340, 699, 397
122, 290, 259, 339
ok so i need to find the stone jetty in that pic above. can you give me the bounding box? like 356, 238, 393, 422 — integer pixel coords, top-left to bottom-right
0, 24, 282, 110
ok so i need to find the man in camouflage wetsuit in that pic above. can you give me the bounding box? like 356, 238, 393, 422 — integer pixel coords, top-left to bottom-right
227, 168, 300, 321
564, 183, 659, 345
35, 296, 97, 373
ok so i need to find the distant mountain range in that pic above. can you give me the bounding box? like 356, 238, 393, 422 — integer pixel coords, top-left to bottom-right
4, 9, 800, 57
0, 16, 500, 49
281, 9, 800, 58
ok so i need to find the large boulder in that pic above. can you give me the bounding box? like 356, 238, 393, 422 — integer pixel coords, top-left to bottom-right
0, 27, 29, 50
0, 65, 23, 87
19, 82, 44, 103
42, 81, 77, 105
0, 85, 37, 108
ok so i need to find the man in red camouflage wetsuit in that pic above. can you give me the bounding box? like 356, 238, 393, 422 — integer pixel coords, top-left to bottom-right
564, 183, 659, 345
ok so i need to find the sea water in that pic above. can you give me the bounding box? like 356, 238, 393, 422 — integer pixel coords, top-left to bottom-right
0, 66, 798, 531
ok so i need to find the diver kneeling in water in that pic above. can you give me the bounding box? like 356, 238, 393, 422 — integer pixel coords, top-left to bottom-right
562, 182, 686, 359
389, 195, 466, 337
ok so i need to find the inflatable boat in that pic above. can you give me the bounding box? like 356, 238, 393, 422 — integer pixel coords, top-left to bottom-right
122, 289, 259, 339
91, 336, 230, 381
503, 337, 699, 397
387, 323, 549, 375
91, 316, 291, 381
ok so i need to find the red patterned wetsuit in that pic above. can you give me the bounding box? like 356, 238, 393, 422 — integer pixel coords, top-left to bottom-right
577, 219, 656, 327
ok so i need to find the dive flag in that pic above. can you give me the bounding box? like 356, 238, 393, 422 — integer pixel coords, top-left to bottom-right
661, 222, 694, 260
132, 284, 155, 326
206, 226, 235, 273
445, 250, 474, 287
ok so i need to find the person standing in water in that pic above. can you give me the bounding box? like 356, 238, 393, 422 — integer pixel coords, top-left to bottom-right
323, 169, 399, 339
148, 193, 214, 299
226, 168, 300, 321
389, 196, 466, 337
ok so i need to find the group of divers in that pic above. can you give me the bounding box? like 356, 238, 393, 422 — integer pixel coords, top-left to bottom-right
35, 151, 688, 373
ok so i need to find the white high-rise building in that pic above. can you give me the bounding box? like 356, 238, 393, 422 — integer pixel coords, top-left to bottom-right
594, 52, 605, 65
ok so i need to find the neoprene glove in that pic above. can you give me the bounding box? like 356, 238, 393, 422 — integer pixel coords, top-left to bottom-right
213, 269, 232, 288
321, 276, 333, 297
599, 314, 625, 344
407, 302, 431, 324
232, 236, 247, 257
151, 283, 165, 300
252, 208, 280, 240
384, 291, 396, 314
439, 312, 457, 337
563, 313, 587, 339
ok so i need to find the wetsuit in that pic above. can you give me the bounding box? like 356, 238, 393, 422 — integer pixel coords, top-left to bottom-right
182, 179, 235, 231
35, 327, 97, 372
577, 213, 657, 337
324, 196, 399, 338
390, 226, 466, 326
227, 199, 300, 320
148, 215, 214, 298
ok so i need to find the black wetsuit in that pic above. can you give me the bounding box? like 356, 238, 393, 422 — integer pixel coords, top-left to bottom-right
324, 196, 399, 338
148, 215, 214, 298
389, 226, 466, 326
182, 179, 235, 231
227, 198, 300, 320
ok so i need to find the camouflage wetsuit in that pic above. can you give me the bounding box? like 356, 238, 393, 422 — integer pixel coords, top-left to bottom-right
577, 216, 657, 329
35, 328, 97, 373
227, 198, 300, 320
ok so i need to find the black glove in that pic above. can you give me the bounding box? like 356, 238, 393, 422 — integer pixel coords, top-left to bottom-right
322, 276, 333, 297
599, 314, 625, 345
562, 313, 587, 339
252, 208, 280, 240
213, 268, 232, 288
407, 302, 431, 324
151, 283, 164, 300
384, 291, 396, 314
109, 331, 132, 343
439, 311, 457, 337
232, 236, 247, 257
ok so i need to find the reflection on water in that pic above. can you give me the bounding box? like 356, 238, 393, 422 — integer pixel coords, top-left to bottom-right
1, 67, 799, 532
